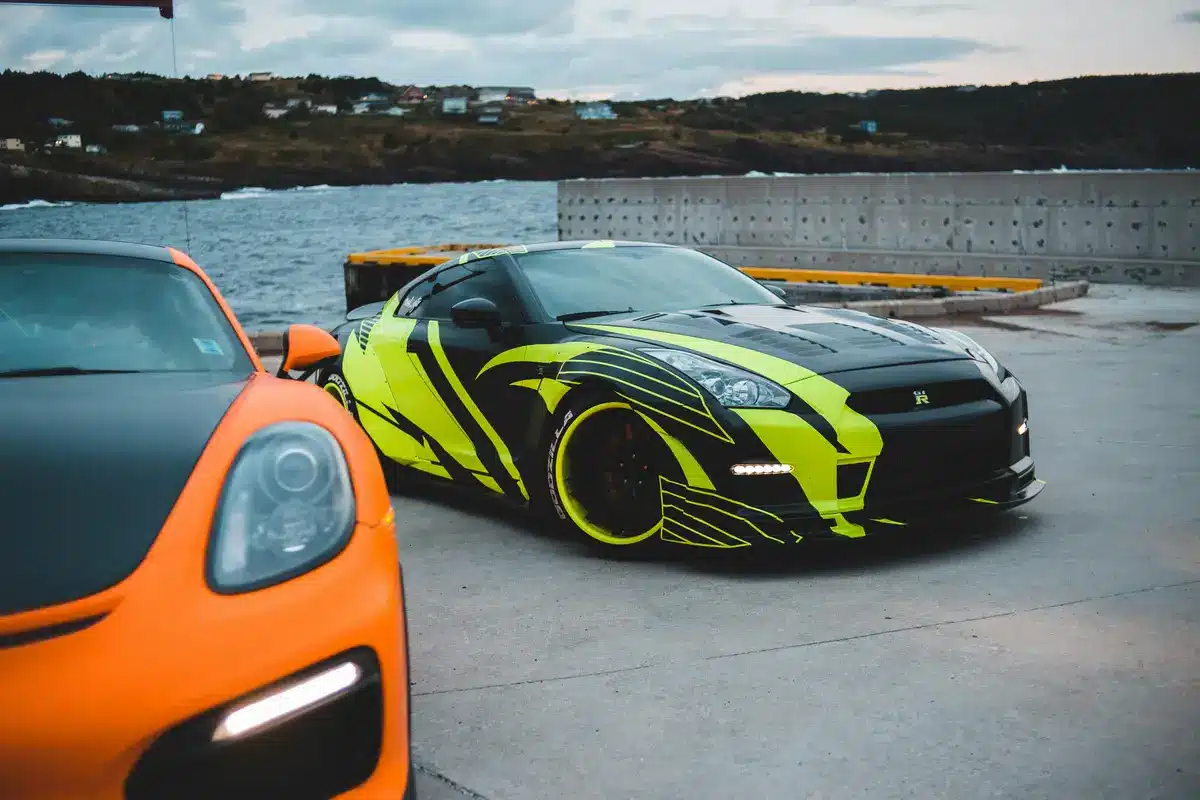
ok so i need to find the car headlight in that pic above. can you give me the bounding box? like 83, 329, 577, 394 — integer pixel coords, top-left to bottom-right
208, 421, 356, 593
929, 327, 1005, 377
642, 348, 791, 409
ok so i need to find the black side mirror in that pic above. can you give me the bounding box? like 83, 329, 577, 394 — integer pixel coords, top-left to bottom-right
450, 297, 502, 329
763, 283, 787, 299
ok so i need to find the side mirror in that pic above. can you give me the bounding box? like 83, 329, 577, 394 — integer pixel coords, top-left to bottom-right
763, 283, 787, 299
276, 323, 341, 378
450, 297, 502, 329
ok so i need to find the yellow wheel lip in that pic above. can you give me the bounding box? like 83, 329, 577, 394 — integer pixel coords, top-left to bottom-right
323, 378, 349, 410
553, 400, 662, 546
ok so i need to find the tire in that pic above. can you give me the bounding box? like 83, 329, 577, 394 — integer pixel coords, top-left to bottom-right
539, 389, 682, 547
317, 360, 358, 420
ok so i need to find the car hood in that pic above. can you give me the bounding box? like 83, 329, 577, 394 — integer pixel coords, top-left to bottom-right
566, 304, 970, 378
0, 371, 251, 616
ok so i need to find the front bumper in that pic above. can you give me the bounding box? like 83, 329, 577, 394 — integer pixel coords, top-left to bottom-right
0, 520, 411, 800
659, 456, 1043, 547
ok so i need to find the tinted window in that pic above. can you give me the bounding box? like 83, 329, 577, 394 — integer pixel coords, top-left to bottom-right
0, 252, 253, 375
395, 277, 434, 317
415, 262, 524, 322
514, 246, 786, 320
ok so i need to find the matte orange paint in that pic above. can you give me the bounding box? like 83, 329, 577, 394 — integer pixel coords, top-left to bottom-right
0, 250, 409, 799
282, 323, 343, 373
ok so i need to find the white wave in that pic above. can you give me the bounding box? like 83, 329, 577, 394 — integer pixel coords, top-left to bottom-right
220, 183, 350, 200
1, 198, 74, 211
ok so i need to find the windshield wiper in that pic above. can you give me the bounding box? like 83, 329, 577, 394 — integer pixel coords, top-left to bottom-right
0, 366, 142, 378
556, 308, 637, 322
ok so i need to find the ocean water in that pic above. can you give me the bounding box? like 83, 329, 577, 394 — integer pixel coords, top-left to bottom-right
0, 182, 557, 331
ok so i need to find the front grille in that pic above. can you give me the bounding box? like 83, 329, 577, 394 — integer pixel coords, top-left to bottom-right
866, 412, 1010, 502
848, 379, 995, 416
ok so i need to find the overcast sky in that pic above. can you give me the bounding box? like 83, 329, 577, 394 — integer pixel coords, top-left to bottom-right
1, 0, 1197, 99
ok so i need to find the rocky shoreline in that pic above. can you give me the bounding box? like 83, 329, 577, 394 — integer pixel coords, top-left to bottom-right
0, 137, 1175, 206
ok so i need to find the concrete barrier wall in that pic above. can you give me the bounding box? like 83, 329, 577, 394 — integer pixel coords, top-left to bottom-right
556, 171, 1200, 286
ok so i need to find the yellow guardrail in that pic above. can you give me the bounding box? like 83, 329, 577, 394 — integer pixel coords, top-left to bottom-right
741, 267, 1042, 293
345, 244, 511, 267
345, 246, 1043, 293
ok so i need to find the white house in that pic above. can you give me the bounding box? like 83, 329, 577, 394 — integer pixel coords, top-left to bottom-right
575, 101, 617, 120
285, 98, 311, 108
247, 71, 274, 82
85, 144, 107, 154
441, 97, 468, 115
263, 104, 289, 119
111, 124, 141, 133
53, 134, 83, 149
476, 87, 510, 104
0, 138, 24, 151
312, 104, 338, 115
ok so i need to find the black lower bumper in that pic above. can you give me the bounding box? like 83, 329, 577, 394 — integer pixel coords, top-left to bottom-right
125, 647, 388, 800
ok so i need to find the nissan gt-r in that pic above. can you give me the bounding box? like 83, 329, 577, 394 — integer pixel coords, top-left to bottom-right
319, 240, 1043, 548
0, 238, 413, 799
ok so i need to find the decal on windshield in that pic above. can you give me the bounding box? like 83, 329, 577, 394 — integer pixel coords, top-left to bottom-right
193, 337, 224, 355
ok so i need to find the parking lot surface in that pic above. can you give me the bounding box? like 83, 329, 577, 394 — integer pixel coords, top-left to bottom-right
283, 284, 1200, 799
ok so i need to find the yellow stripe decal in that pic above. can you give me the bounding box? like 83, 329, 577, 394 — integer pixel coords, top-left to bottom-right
427, 322, 528, 500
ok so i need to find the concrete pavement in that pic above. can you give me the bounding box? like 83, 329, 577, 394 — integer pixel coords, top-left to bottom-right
270, 285, 1200, 799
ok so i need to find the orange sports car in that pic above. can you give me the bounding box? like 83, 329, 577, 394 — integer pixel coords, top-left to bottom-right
0, 239, 412, 800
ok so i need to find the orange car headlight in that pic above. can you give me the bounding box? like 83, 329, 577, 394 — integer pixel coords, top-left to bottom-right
207, 421, 356, 594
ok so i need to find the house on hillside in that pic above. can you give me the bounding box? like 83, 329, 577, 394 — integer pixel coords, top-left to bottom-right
206, 73, 225, 80
52, 134, 82, 149
476, 103, 503, 124
111, 124, 141, 133
476, 86, 510, 104
85, 144, 107, 155
853, 119, 879, 134
247, 71, 274, 82
48, 117, 73, 128
441, 96, 468, 115
162, 110, 183, 122
262, 104, 289, 119
312, 103, 339, 115
0, 138, 25, 151
575, 101, 617, 120
285, 98, 312, 109
356, 92, 390, 104
397, 85, 427, 103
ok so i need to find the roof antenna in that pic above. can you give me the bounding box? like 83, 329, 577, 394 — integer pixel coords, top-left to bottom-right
169, 11, 192, 253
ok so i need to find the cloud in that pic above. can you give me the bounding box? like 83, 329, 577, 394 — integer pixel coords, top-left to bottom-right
1176, 9, 1200, 22
2, 0, 1183, 99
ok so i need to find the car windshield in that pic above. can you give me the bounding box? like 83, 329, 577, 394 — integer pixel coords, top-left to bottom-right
514, 246, 786, 320
0, 252, 254, 376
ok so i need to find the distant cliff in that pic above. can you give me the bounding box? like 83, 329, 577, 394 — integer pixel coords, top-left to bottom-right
2, 71, 1196, 204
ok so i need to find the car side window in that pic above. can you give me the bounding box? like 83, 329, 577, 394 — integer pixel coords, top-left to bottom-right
394, 278, 434, 317
415, 261, 524, 323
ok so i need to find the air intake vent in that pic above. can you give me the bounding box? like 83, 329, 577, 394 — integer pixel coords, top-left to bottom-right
789, 322, 905, 348
729, 325, 836, 358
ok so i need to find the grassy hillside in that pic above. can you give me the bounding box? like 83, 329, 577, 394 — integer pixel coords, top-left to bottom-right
1, 70, 1196, 204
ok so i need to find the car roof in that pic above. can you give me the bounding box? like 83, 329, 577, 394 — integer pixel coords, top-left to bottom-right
517, 240, 681, 254
0, 238, 176, 262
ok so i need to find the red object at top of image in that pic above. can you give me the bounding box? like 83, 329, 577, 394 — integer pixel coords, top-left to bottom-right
0, 1, 173, 19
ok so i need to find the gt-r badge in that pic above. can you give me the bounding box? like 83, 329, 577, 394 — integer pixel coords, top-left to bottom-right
913, 389, 930, 406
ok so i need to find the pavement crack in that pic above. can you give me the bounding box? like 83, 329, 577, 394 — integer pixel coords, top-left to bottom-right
414, 757, 493, 800
704, 578, 1200, 662
413, 662, 656, 698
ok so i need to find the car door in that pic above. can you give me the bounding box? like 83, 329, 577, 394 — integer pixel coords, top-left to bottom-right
378, 259, 538, 501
